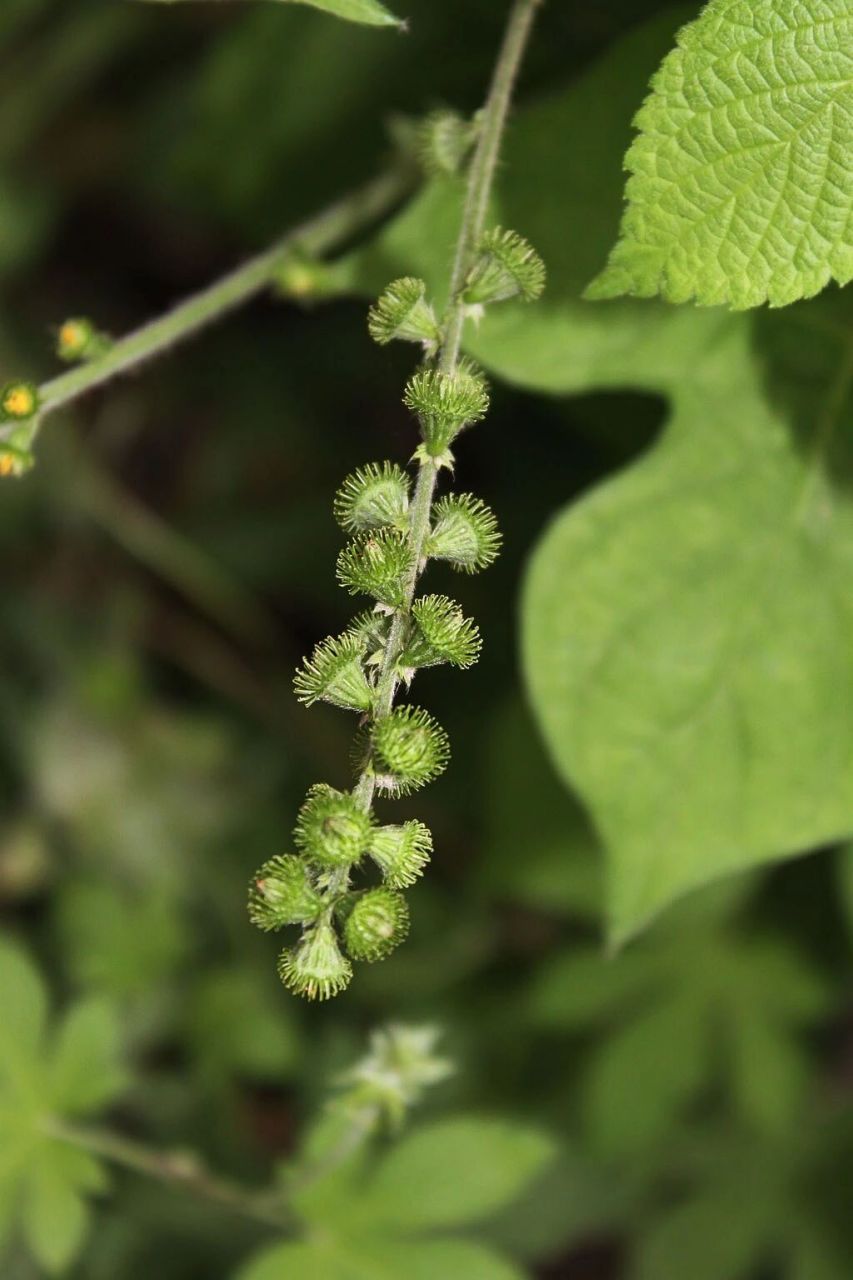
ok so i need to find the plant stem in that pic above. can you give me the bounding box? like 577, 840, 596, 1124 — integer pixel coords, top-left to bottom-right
352, 0, 541, 815
37, 168, 411, 421
44, 1118, 293, 1231
440, 0, 542, 374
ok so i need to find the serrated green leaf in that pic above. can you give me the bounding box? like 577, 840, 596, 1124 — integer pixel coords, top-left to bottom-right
353, 1239, 527, 1280
138, 0, 402, 27
187, 967, 301, 1081
726, 1005, 808, 1135
789, 1229, 853, 1280
48, 998, 127, 1116
21, 1150, 90, 1275
0, 939, 47, 1100
531, 895, 826, 1148
583, 994, 709, 1154
56, 882, 188, 999
524, 299, 853, 943
721, 938, 829, 1132
237, 1239, 525, 1280
588, 0, 853, 309
235, 1242, 355, 1280
358, 1118, 555, 1231
633, 1184, 774, 1280
0, 943, 124, 1274
529, 947, 668, 1030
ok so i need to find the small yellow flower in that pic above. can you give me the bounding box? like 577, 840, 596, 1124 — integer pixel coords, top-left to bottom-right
59, 321, 86, 355
57, 317, 100, 362
1, 382, 38, 420
0, 453, 16, 477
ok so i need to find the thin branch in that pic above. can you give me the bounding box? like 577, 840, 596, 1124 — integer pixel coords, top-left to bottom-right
44, 1118, 293, 1231
37, 168, 412, 421
45, 1098, 385, 1234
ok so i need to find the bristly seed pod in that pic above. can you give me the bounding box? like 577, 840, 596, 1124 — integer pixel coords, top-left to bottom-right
403, 366, 489, 459
463, 227, 546, 305
418, 108, 478, 177
369, 820, 432, 887
248, 855, 323, 931
277, 921, 352, 1001
371, 706, 450, 795
426, 493, 501, 573
333, 462, 411, 533
345, 609, 392, 667
294, 784, 374, 868
0, 382, 39, 423
401, 595, 482, 671
368, 278, 440, 348
337, 528, 415, 607
294, 632, 375, 711
344, 888, 409, 961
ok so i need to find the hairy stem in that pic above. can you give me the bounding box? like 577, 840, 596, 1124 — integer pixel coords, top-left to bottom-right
352, 0, 541, 817
44, 1118, 293, 1231
440, 0, 542, 373
37, 168, 411, 421
45, 1096, 383, 1231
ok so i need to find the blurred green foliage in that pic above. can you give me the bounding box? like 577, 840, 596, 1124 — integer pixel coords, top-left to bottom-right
0, 1, 851, 1277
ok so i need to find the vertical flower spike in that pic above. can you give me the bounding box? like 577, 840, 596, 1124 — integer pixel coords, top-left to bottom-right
251, 0, 544, 999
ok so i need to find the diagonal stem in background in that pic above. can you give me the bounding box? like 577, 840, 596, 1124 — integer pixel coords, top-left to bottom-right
37, 168, 412, 422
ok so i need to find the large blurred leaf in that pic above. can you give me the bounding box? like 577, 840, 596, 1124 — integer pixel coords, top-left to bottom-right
358, 1117, 555, 1231
186, 967, 301, 1082
524, 299, 853, 942
530, 883, 828, 1151
0, 941, 126, 1273
632, 1125, 853, 1280
56, 882, 188, 1000
139, 0, 402, 27
237, 1119, 547, 1279
238, 1238, 525, 1280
